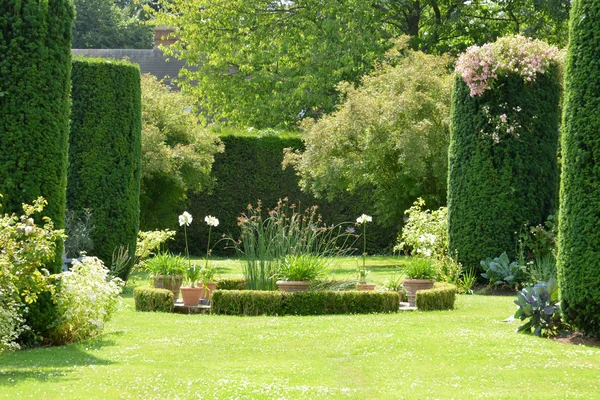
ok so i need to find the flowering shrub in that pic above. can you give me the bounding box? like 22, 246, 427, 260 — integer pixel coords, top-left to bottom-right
456, 35, 560, 97
0, 195, 64, 351
51, 257, 123, 344
396, 198, 447, 260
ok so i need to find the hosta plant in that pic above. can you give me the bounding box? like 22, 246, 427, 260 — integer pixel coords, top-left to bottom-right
514, 278, 564, 337
480, 252, 527, 289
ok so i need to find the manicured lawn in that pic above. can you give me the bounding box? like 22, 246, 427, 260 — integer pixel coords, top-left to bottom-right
2, 294, 600, 399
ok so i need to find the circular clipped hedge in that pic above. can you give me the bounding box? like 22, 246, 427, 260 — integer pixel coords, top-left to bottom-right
448, 36, 561, 269
0, 0, 74, 273
68, 57, 142, 280
557, 0, 600, 336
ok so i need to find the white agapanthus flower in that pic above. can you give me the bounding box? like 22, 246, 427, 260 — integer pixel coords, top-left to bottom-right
204, 215, 219, 227
179, 211, 193, 226
356, 214, 373, 224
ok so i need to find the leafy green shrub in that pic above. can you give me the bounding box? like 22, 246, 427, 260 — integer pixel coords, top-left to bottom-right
415, 283, 457, 311
557, 0, 600, 336
50, 257, 123, 344
211, 290, 399, 316
178, 134, 395, 257
216, 278, 246, 291
0, 0, 74, 273
144, 253, 186, 278
68, 57, 142, 281
0, 196, 65, 349
396, 199, 448, 259
480, 253, 527, 289
528, 253, 557, 285
513, 279, 564, 337
449, 36, 562, 269
139, 74, 222, 230
133, 286, 174, 313
404, 258, 437, 280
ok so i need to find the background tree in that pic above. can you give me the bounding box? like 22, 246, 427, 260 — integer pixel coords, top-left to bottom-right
284, 40, 452, 227
153, 0, 569, 128
0, 0, 74, 273
139, 74, 223, 230
72, 0, 153, 49
557, 0, 600, 337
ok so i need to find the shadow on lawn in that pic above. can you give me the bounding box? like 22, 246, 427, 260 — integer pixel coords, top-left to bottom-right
0, 332, 123, 386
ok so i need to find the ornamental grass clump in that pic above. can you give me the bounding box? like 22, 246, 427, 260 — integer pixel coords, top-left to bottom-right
231, 199, 356, 290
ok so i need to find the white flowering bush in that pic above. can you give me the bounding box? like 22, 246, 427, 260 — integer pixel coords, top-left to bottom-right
396, 198, 448, 260
0, 271, 25, 352
51, 257, 123, 344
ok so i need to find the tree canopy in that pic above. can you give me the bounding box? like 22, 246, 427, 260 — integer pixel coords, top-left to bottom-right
72, 0, 153, 49
152, 0, 569, 127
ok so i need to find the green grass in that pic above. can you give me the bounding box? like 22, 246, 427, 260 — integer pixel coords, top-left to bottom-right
2, 294, 600, 398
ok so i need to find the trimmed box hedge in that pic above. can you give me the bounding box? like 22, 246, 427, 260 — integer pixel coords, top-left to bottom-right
216, 278, 246, 290
211, 290, 400, 316
415, 282, 457, 311
134, 286, 174, 313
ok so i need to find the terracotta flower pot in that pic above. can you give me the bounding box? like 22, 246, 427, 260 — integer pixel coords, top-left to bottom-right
153, 275, 184, 301
201, 282, 217, 300
276, 280, 310, 292
180, 286, 203, 306
357, 283, 376, 291
403, 279, 435, 307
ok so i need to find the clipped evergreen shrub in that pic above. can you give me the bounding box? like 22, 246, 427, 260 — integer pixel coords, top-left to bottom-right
415, 282, 457, 311
216, 278, 246, 291
133, 286, 174, 313
557, 0, 600, 336
0, 0, 74, 273
448, 36, 561, 269
175, 134, 396, 256
68, 57, 142, 280
211, 290, 399, 316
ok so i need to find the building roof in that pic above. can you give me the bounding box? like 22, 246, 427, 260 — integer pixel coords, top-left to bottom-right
71, 48, 190, 89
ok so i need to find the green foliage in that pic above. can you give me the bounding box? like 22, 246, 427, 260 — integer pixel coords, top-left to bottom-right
18, 290, 58, 348
139, 74, 222, 230
528, 253, 557, 285
286, 45, 452, 227
152, 1, 568, 127
514, 279, 564, 337
144, 253, 186, 278
0, 0, 74, 273
404, 258, 437, 280
557, 0, 600, 337
230, 199, 356, 290
50, 257, 123, 344
133, 286, 174, 313
68, 57, 142, 280
179, 133, 394, 256
448, 47, 562, 270
277, 254, 327, 282
480, 253, 528, 290
415, 283, 457, 311
211, 290, 399, 316
396, 198, 448, 259
216, 278, 246, 291
72, 0, 153, 49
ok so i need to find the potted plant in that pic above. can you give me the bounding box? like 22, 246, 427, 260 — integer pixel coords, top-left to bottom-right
276, 254, 327, 292
145, 252, 186, 301
402, 258, 437, 307
180, 264, 204, 306
356, 214, 375, 291
200, 264, 217, 300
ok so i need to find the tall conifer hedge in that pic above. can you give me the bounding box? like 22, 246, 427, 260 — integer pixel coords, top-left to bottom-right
68, 57, 142, 280
557, 0, 600, 336
448, 36, 561, 269
0, 0, 74, 273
